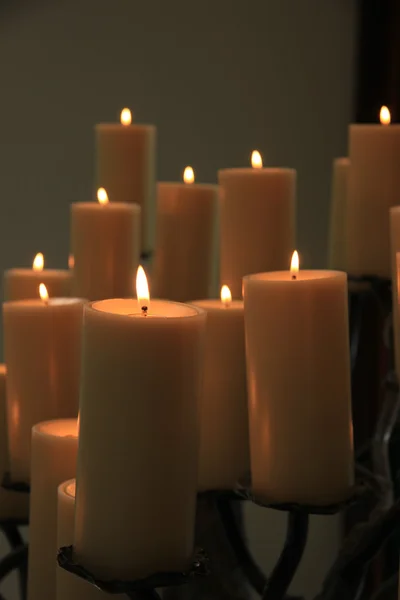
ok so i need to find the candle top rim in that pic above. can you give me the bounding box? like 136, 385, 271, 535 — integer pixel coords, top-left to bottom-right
191, 298, 244, 310
157, 181, 218, 191
33, 418, 78, 439
350, 123, 400, 129
71, 202, 141, 213
219, 167, 295, 176
244, 270, 346, 283
3, 297, 85, 309
89, 298, 205, 320
5, 268, 71, 277
95, 122, 155, 131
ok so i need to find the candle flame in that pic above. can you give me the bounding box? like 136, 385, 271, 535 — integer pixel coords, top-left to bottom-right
380, 106, 391, 125
290, 251, 299, 279
32, 253, 44, 272
136, 266, 150, 314
120, 108, 132, 126
39, 283, 49, 302
183, 166, 195, 184
97, 187, 109, 205
251, 150, 263, 169
220, 285, 232, 306
68, 254, 75, 269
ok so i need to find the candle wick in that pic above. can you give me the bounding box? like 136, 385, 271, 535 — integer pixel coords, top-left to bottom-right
141, 305, 148, 317
292, 274, 297, 281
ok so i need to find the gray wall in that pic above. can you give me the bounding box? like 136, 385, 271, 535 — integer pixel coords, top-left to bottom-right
0, 1, 356, 598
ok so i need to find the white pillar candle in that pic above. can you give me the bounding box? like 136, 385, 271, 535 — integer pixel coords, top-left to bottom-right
219, 151, 296, 299
153, 167, 218, 301
243, 253, 354, 504
4, 252, 71, 300
347, 106, 400, 278
28, 419, 78, 600
3, 287, 84, 483
57, 479, 118, 600
74, 272, 206, 580
96, 108, 156, 254
0, 365, 29, 520
390, 207, 400, 378
328, 158, 350, 271
191, 286, 249, 490
71, 188, 140, 301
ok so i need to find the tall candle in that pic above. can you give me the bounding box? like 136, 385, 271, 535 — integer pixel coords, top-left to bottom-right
74, 275, 205, 580
3, 288, 84, 483
57, 479, 119, 600
328, 158, 350, 271
71, 188, 140, 301
191, 286, 249, 490
347, 106, 400, 277
0, 365, 29, 520
390, 207, 400, 378
243, 253, 353, 504
28, 419, 78, 600
96, 108, 156, 254
219, 151, 296, 299
4, 252, 71, 300
153, 167, 218, 301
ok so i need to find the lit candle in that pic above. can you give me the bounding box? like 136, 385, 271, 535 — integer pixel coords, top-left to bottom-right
328, 157, 350, 270
96, 108, 156, 255
74, 268, 206, 580
191, 285, 249, 490
244, 252, 354, 504
152, 167, 218, 301
0, 365, 29, 520
57, 479, 120, 600
219, 151, 296, 299
3, 285, 84, 483
71, 187, 140, 301
347, 106, 400, 277
28, 419, 78, 600
4, 252, 72, 301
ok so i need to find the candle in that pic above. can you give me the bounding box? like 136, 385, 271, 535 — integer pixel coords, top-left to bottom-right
328, 158, 350, 270
219, 151, 296, 298
3, 286, 84, 483
96, 108, 156, 254
28, 419, 78, 600
390, 207, 400, 378
0, 365, 29, 520
243, 253, 354, 504
153, 167, 218, 301
57, 479, 120, 600
71, 187, 140, 301
347, 106, 400, 277
4, 252, 72, 301
74, 269, 206, 580
191, 285, 249, 490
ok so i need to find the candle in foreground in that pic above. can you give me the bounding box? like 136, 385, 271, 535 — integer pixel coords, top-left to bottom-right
71, 188, 140, 301
3, 285, 84, 482
0, 365, 29, 521
219, 151, 296, 298
74, 269, 206, 579
328, 158, 350, 271
4, 252, 72, 300
390, 207, 400, 378
28, 419, 78, 600
347, 106, 400, 277
153, 167, 218, 301
191, 286, 249, 490
96, 108, 156, 254
243, 252, 353, 504
57, 479, 119, 600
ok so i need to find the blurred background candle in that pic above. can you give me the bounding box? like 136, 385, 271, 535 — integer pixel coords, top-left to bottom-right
28, 419, 78, 600
74, 270, 205, 580
347, 106, 400, 278
191, 285, 249, 490
71, 187, 140, 301
3, 286, 84, 483
219, 151, 296, 299
96, 108, 156, 255
328, 158, 350, 271
4, 252, 72, 301
0, 365, 29, 520
153, 167, 218, 301
244, 253, 353, 504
